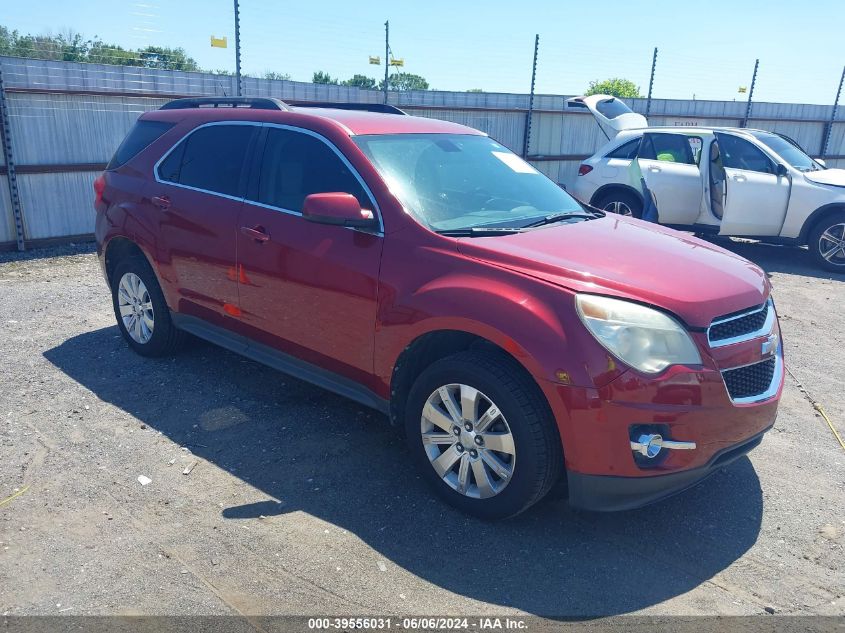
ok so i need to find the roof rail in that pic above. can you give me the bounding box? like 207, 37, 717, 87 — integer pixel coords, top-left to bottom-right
286, 101, 406, 115
160, 97, 289, 111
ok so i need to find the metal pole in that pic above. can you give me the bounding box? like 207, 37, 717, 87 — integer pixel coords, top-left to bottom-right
234, 0, 242, 96
0, 63, 25, 251
822, 65, 845, 158
383, 21, 389, 104
522, 34, 539, 159
741, 59, 759, 128
645, 47, 658, 121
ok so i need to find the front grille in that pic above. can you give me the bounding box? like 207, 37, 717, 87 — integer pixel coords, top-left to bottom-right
722, 358, 777, 400
709, 302, 769, 344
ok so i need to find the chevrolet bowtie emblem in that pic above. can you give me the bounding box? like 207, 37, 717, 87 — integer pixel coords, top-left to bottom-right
761, 332, 778, 357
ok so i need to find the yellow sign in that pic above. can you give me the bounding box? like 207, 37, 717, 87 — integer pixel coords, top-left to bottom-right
389, 58, 404, 67
211, 36, 228, 48
738, 86, 747, 93
369, 56, 381, 65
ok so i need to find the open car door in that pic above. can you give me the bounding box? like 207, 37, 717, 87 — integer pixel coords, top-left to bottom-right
566, 94, 648, 140
637, 132, 704, 226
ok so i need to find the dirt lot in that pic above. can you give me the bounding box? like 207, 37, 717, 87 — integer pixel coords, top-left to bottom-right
0, 239, 843, 618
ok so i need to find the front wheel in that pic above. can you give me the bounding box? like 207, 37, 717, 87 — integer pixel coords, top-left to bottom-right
404, 350, 562, 520
808, 212, 845, 272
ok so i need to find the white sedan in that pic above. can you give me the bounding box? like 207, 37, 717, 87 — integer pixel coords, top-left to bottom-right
569, 95, 845, 271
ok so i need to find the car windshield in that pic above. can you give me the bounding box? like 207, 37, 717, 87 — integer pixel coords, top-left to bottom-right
751, 131, 824, 172
353, 134, 586, 232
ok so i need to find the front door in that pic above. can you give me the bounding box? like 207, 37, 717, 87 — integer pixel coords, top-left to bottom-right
236, 126, 383, 383
714, 132, 790, 236
637, 132, 704, 226
147, 123, 257, 325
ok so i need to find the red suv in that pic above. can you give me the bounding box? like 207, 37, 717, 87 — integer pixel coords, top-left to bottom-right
95, 97, 783, 519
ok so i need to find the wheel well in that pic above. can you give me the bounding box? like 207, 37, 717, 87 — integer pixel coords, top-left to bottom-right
799, 204, 845, 245
104, 237, 147, 284
589, 184, 644, 208
388, 330, 549, 428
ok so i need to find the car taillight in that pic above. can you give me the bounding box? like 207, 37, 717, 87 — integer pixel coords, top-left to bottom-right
578, 164, 593, 176
93, 174, 105, 208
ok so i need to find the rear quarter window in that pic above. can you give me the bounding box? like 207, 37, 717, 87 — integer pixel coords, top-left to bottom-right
107, 120, 174, 170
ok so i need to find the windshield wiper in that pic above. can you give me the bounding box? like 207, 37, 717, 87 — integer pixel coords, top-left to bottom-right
435, 226, 526, 237
520, 211, 598, 228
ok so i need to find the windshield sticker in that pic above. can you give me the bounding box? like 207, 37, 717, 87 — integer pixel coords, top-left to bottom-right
492, 151, 539, 174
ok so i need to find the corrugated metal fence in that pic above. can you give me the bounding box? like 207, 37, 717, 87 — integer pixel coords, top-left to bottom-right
2, 55, 845, 249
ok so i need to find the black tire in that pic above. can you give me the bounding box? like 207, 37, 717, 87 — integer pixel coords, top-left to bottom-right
404, 350, 563, 520
808, 211, 845, 272
110, 255, 185, 357
593, 190, 643, 219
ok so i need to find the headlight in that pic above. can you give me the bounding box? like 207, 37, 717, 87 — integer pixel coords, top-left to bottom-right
576, 294, 701, 374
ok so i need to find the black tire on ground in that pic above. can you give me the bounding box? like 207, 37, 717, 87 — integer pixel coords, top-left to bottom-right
593, 190, 643, 219
808, 211, 845, 272
404, 350, 563, 520
110, 255, 185, 357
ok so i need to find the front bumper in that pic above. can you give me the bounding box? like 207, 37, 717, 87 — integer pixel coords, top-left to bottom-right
566, 424, 770, 511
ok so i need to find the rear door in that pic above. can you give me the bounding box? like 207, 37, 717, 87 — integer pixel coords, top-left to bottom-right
147, 122, 258, 326
714, 132, 790, 236
235, 125, 383, 383
566, 94, 648, 140
637, 132, 703, 225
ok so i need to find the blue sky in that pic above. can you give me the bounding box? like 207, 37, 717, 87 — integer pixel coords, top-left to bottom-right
3, 0, 844, 104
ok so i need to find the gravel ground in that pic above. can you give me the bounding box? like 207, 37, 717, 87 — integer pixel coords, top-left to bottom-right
0, 238, 843, 618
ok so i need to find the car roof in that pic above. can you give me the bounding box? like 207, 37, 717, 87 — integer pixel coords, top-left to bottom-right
142, 105, 484, 137
615, 126, 765, 139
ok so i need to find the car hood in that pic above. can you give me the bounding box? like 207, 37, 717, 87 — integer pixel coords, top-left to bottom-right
804, 168, 845, 188
457, 216, 769, 328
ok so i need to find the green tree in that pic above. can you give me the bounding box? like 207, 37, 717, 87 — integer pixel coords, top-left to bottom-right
137, 45, 199, 71
585, 78, 642, 99
312, 70, 338, 85
87, 39, 135, 65
342, 74, 378, 89
379, 72, 429, 91
466, 88, 484, 93
263, 70, 291, 81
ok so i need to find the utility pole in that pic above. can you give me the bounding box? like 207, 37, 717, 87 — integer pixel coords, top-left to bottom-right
522, 34, 539, 159
234, 0, 242, 96
383, 21, 389, 104
822, 65, 845, 158
645, 47, 658, 121
741, 59, 759, 128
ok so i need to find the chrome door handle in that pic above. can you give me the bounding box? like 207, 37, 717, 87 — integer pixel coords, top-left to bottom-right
732, 174, 747, 182
631, 434, 697, 459
240, 225, 270, 243
648, 166, 662, 173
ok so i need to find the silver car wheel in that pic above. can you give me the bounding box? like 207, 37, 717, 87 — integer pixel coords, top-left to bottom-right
118, 272, 154, 344
603, 200, 633, 216
819, 223, 845, 264
420, 383, 516, 499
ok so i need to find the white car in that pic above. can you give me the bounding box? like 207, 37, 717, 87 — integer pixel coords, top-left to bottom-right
569, 95, 845, 271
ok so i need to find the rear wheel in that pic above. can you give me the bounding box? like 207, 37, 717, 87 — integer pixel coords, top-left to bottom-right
111, 256, 185, 357
593, 190, 642, 219
404, 350, 562, 520
808, 212, 845, 272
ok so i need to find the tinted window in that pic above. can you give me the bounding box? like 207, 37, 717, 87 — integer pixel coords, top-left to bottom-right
639, 133, 696, 165
715, 133, 774, 174
159, 125, 254, 197
606, 138, 640, 159
595, 98, 634, 120
749, 131, 821, 172
107, 120, 174, 169
257, 128, 370, 212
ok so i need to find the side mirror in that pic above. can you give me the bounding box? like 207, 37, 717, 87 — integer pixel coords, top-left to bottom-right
815, 158, 827, 168
775, 164, 789, 177
302, 193, 377, 229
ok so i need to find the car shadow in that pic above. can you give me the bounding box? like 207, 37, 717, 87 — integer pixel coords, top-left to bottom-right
700, 236, 845, 281
44, 327, 764, 617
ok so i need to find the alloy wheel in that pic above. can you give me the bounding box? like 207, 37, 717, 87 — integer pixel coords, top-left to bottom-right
603, 200, 633, 216
819, 222, 845, 265
420, 383, 516, 499
117, 272, 155, 344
